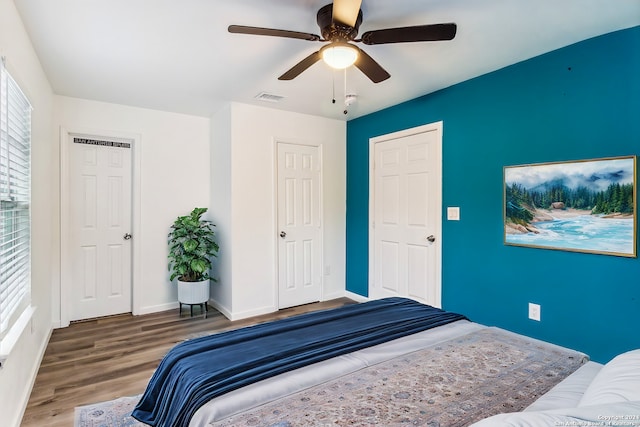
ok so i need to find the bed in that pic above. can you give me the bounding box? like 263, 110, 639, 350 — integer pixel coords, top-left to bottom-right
470, 349, 640, 426
132, 297, 590, 427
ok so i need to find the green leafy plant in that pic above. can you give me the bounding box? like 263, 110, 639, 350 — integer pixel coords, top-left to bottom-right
168, 207, 219, 282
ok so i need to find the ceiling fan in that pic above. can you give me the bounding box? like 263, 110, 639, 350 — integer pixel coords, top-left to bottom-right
228, 0, 457, 83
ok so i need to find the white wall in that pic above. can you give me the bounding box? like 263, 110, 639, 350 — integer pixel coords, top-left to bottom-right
1, 3, 344, 422
54, 96, 211, 317
211, 102, 346, 319
0, 0, 55, 426
210, 104, 233, 310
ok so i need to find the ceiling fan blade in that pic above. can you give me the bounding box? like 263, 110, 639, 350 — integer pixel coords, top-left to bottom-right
332, 0, 362, 27
278, 51, 323, 80
354, 47, 390, 83
228, 25, 320, 41
361, 23, 457, 45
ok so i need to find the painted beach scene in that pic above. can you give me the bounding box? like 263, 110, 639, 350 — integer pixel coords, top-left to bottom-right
504, 156, 636, 257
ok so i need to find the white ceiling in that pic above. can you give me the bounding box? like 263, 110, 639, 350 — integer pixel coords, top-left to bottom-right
13, 0, 640, 120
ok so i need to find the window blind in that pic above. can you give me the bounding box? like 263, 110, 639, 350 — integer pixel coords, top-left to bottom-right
0, 58, 32, 336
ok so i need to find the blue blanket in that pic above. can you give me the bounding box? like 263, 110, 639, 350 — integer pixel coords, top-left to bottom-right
132, 297, 467, 426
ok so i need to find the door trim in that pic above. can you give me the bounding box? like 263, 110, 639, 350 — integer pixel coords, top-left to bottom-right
273, 138, 324, 309
59, 126, 142, 327
368, 121, 443, 306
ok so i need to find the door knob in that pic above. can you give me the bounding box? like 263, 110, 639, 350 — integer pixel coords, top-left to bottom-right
279, 231, 286, 238
123, 233, 132, 240
426, 235, 435, 243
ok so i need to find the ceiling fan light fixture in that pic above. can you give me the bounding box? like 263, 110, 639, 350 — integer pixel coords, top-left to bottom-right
321, 43, 358, 69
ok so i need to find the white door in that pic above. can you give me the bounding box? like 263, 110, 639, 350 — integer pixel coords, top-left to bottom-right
68, 136, 133, 321
370, 123, 442, 306
277, 143, 322, 309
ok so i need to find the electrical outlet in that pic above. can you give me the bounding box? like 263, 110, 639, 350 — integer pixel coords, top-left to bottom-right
528, 303, 541, 321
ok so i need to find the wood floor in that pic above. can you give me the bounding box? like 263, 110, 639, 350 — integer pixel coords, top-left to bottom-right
21, 298, 355, 427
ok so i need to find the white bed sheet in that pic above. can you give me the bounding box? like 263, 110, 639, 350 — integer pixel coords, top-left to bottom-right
524, 361, 603, 412
189, 319, 485, 426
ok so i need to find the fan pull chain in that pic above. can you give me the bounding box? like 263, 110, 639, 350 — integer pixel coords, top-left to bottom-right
343, 69, 348, 115
331, 70, 336, 104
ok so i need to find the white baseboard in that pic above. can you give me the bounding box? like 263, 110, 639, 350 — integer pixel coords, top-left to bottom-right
136, 301, 179, 315
208, 299, 276, 321
14, 323, 53, 427
210, 292, 369, 322
322, 290, 347, 301
345, 291, 369, 303
208, 298, 232, 319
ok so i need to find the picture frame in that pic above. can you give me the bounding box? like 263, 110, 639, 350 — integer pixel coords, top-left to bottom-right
504, 156, 637, 257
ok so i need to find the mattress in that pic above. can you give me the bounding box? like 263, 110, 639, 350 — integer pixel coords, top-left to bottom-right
188, 319, 484, 426
133, 297, 468, 426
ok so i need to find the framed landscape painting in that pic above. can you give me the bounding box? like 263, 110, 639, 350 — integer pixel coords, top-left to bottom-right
504, 156, 637, 257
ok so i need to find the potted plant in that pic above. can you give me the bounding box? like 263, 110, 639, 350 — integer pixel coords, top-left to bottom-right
168, 207, 219, 313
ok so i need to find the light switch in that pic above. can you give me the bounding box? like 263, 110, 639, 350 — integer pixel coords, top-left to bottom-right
447, 207, 460, 221
528, 303, 541, 321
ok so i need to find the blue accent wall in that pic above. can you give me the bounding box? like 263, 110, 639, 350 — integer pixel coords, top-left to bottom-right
346, 26, 640, 363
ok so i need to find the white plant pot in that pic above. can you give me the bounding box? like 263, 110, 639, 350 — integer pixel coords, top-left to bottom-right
177, 278, 210, 304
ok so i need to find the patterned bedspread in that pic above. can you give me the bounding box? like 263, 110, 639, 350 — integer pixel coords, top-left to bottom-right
211, 327, 587, 427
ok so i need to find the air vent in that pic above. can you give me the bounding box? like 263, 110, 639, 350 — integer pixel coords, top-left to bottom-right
254, 92, 285, 103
